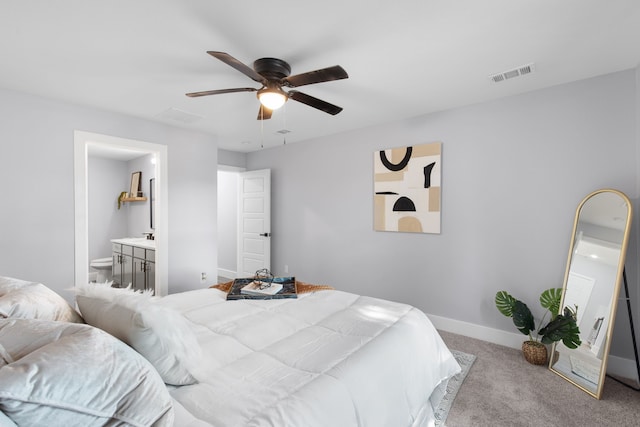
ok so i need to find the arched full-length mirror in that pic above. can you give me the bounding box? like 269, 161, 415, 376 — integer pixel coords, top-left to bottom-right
549, 189, 632, 399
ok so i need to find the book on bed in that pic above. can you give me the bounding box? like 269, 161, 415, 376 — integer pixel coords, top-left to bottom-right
227, 276, 297, 300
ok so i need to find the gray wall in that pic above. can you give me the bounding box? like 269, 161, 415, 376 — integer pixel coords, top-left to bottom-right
0, 88, 218, 300
218, 149, 247, 169
245, 69, 639, 359
87, 156, 129, 262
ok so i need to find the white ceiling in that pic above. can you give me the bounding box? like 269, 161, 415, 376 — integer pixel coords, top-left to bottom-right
1, 1, 639, 153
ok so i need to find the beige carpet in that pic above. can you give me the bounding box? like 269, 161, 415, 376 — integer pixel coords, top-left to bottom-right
439, 331, 640, 427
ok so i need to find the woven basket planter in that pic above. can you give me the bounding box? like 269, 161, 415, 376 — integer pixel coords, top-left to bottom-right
522, 341, 548, 365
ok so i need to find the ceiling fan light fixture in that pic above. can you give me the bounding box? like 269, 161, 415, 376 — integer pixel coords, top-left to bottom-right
258, 88, 287, 110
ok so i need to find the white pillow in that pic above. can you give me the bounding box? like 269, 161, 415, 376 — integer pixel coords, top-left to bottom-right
0, 277, 83, 323
0, 411, 17, 427
75, 283, 202, 386
0, 276, 28, 294
0, 318, 174, 426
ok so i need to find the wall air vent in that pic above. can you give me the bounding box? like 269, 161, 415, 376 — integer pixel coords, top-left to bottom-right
490, 63, 535, 83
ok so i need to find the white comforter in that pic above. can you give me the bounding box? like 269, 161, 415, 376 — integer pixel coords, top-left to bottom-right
157, 288, 460, 427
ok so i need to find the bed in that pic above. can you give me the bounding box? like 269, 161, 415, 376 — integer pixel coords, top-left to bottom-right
0, 276, 460, 427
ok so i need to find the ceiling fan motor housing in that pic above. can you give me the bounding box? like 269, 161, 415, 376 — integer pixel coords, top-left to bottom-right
253, 58, 291, 80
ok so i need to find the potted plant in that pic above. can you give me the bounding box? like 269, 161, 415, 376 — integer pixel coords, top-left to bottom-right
495, 288, 581, 365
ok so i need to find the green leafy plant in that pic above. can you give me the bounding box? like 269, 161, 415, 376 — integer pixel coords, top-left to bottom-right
495, 288, 581, 349
117, 191, 128, 210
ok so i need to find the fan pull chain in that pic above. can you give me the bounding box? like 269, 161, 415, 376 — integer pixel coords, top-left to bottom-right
282, 104, 287, 145
260, 107, 264, 149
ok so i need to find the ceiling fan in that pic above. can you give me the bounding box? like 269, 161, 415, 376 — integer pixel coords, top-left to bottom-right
186, 51, 348, 120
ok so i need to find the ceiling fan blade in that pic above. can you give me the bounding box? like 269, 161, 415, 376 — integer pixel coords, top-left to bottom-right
284, 65, 348, 88
207, 51, 265, 83
186, 87, 257, 97
257, 105, 273, 120
288, 91, 343, 115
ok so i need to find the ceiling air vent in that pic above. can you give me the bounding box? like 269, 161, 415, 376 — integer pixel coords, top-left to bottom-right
490, 63, 535, 83
156, 107, 203, 124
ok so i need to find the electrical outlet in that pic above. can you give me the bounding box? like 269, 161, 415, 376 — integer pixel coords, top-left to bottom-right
201, 272, 207, 282
284, 265, 289, 274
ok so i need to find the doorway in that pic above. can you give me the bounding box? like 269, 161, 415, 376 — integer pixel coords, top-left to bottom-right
217, 166, 243, 281
217, 167, 271, 280
73, 131, 168, 295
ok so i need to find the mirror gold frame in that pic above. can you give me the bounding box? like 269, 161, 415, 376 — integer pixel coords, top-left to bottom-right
549, 189, 633, 399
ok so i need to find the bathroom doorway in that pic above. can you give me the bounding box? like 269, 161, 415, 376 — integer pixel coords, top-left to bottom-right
74, 131, 168, 295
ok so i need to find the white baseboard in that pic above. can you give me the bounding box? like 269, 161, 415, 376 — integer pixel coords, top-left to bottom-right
428, 313, 639, 381
217, 268, 236, 279
428, 313, 525, 349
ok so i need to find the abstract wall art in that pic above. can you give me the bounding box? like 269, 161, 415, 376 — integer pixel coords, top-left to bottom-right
374, 142, 441, 234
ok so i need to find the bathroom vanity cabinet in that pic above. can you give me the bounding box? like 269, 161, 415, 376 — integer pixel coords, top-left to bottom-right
112, 243, 133, 288
133, 246, 155, 292
112, 239, 155, 292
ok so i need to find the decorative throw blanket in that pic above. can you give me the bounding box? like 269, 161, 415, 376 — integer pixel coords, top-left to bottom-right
210, 280, 334, 294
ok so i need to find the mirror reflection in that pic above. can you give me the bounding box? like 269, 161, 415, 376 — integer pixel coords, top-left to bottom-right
150, 178, 156, 230
549, 189, 632, 399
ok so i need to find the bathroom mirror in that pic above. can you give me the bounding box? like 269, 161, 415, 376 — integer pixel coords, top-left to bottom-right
150, 178, 155, 230
549, 189, 632, 399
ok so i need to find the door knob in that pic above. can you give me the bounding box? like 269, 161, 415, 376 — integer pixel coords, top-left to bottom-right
259, 232, 271, 237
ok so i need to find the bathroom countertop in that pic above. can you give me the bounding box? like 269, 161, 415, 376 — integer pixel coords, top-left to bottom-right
111, 237, 155, 250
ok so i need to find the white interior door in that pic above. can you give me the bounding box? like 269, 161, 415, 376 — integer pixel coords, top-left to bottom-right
237, 169, 271, 277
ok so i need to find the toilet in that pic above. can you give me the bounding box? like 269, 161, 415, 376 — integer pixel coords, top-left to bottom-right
90, 257, 113, 283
